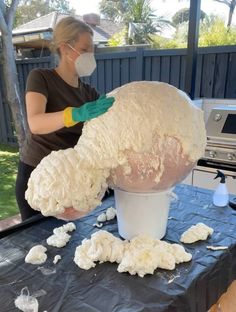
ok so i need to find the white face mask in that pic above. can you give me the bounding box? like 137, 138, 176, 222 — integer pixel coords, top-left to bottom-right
67, 44, 96, 77
74, 52, 96, 77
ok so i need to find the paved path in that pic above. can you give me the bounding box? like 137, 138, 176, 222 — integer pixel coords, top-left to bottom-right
0, 214, 21, 231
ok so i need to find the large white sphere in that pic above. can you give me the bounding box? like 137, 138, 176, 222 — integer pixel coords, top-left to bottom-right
26, 81, 206, 219
76, 81, 206, 192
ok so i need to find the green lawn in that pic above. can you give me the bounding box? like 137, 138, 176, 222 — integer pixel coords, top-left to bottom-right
0, 144, 19, 220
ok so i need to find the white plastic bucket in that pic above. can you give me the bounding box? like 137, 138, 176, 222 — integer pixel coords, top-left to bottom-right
114, 189, 171, 240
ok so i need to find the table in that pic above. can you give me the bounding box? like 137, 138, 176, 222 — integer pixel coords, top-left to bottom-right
1, 184, 236, 312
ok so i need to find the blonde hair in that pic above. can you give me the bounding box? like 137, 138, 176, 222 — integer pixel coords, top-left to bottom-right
50, 16, 93, 56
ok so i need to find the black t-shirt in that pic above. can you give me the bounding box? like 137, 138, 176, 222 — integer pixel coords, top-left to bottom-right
21, 68, 99, 167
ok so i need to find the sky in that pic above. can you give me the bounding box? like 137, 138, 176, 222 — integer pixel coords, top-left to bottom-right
69, 0, 236, 25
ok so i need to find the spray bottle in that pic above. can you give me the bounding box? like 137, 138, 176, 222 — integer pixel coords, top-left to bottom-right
213, 170, 229, 207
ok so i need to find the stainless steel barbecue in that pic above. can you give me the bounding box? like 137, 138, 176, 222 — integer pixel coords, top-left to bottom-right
202, 105, 236, 169
183, 103, 236, 193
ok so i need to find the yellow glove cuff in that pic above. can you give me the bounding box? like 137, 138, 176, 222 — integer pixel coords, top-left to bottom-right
63, 107, 78, 128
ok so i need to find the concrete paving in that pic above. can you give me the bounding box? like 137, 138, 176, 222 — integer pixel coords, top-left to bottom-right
0, 214, 21, 231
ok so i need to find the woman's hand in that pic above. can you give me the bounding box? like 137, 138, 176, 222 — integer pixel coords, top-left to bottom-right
63, 95, 115, 127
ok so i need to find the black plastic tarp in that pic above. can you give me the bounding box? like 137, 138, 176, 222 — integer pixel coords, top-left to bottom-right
1, 184, 236, 312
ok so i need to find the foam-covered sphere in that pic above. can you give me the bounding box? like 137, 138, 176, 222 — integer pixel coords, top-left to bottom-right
77, 81, 206, 192
109, 137, 195, 192
26, 81, 206, 219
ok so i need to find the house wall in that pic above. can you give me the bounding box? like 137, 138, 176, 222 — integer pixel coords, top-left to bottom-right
0, 45, 236, 144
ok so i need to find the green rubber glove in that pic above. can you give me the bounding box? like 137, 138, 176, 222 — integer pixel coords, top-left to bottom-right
73, 95, 114, 121
63, 95, 114, 127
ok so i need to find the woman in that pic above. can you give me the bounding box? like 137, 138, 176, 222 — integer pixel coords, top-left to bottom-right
16, 16, 114, 221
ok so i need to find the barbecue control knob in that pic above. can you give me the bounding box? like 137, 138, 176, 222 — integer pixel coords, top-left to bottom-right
227, 153, 236, 161
209, 151, 216, 158
214, 113, 222, 121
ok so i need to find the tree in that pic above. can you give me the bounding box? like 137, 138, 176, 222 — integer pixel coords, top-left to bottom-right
108, 28, 126, 46
172, 8, 207, 27
100, 0, 169, 44
14, 0, 75, 27
199, 16, 236, 46
213, 0, 236, 28
99, 0, 129, 23
0, 0, 26, 151
151, 15, 236, 49
127, 0, 161, 44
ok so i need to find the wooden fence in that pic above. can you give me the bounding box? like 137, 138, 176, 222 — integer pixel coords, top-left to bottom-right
1, 45, 236, 144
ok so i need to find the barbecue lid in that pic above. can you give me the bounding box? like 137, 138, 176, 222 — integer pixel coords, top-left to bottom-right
206, 105, 236, 143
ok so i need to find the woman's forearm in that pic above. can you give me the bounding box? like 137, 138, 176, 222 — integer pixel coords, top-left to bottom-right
28, 111, 66, 134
